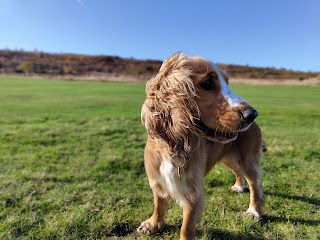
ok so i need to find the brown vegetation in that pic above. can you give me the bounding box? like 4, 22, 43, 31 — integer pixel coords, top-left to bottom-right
0, 49, 318, 82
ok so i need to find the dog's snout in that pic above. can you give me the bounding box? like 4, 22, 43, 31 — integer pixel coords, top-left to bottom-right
241, 108, 258, 124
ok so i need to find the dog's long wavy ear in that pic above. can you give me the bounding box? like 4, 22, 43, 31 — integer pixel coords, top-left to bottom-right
141, 53, 199, 154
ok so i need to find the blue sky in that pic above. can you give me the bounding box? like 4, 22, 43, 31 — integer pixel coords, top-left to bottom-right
1, 0, 319, 72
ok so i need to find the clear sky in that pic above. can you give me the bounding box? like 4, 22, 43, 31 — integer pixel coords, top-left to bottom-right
1, 0, 319, 72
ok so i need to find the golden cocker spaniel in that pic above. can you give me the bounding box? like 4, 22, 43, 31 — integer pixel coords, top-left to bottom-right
138, 53, 263, 240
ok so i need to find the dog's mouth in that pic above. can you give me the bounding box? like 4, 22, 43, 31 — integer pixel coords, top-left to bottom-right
195, 120, 239, 143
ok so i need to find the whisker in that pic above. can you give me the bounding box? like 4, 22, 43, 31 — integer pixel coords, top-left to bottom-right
214, 124, 219, 137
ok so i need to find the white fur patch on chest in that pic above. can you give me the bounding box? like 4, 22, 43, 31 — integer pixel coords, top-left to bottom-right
155, 158, 190, 207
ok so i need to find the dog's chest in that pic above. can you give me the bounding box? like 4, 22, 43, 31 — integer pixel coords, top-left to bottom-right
155, 159, 190, 206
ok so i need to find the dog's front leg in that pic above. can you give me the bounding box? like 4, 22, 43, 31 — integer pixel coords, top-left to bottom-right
242, 163, 263, 220
137, 190, 168, 235
180, 192, 205, 240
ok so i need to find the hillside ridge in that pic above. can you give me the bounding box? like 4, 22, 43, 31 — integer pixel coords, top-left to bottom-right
0, 50, 317, 81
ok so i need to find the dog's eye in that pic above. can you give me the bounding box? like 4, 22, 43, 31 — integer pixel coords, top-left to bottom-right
200, 79, 215, 91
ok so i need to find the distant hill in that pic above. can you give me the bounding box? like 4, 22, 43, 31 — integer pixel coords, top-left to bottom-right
0, 50, 317, 81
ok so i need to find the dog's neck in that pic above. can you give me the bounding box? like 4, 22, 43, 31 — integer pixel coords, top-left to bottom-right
169, 132, 214, 163
194, 119, 214, 135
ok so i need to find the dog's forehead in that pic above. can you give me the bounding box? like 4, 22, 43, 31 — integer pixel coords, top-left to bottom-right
186, 58, 225, 82
187, 57, 247, 108
210, 62, 224, 79
186, 58, 213, 75
186, 58, 224, 85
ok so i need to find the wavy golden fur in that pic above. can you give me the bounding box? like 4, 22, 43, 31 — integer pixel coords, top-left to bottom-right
138, 53, 264, 240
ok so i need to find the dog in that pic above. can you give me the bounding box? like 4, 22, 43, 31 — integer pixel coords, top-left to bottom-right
137, 53, 263, 239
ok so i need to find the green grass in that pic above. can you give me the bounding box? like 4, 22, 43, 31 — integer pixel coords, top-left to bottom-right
0, 75, 319, 239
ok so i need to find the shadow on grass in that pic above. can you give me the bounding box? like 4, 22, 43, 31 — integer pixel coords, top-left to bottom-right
139, 224, 261, 240
164, 224, 263, 240
265, 191, 320, 205
105, 190, 320, 238
262, 215, 320, 226
7, 220, 43, 238
107, 223, 263, 239
203, 228, 264, 240
262, 191, 320, 226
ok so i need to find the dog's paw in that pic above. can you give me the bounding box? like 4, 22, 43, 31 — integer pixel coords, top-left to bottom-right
137, 220, 161, 235
230, 184, 244, 193
243, 207, 262, 221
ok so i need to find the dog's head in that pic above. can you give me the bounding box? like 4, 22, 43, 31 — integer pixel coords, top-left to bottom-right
142, 53, 258, 152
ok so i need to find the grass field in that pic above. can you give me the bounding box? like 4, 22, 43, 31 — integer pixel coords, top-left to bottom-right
0, 75, 319, 240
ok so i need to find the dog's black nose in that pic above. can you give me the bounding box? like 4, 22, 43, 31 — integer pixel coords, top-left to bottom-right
241, 108, 258, 124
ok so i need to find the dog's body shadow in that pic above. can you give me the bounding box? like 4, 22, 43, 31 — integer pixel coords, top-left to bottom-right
265, 191, 320, 205
200, 229, 264, 240
109, 192, 319, 238
262, 191, 320, 226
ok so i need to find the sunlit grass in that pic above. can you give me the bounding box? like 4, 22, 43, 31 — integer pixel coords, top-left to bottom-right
0, 76, 319, 239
